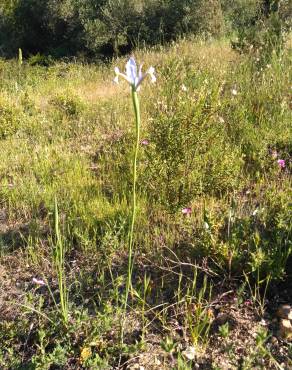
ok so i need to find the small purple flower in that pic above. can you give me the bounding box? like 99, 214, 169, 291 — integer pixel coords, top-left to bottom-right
32, 278, 46, 286
277, 159, 285, 168
141, 139, 149, 146
182, 207, 192, 215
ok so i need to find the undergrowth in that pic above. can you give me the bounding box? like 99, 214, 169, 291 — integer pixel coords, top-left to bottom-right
0, 38, 291, 369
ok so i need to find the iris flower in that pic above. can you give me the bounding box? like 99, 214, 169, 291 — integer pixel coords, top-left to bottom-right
114, 57, 156, 91
113, 57, 156, 326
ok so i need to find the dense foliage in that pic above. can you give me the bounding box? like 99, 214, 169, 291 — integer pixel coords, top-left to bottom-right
0, 0, 290, 59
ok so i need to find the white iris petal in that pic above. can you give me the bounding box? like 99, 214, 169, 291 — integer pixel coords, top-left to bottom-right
126, 58, 137, 85
138, 64, 143, 80
114, 57, 156, 90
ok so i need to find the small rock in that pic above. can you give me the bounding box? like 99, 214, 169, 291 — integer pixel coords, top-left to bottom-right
276, 305, 292, 320
278, 319, 292, 340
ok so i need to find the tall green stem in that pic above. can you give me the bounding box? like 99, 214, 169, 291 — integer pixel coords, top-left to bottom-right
54, 196, 68, 325
125, 87, 140, 305
120, 88, 140, 351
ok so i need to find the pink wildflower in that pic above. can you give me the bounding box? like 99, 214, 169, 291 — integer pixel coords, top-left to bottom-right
182, 207, 192, 215
32, 278, 46, 286
277, 159, 285, 168
141, 139, 149, 146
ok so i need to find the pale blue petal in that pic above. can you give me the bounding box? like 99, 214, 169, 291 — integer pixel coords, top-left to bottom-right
126, 57, 137, 85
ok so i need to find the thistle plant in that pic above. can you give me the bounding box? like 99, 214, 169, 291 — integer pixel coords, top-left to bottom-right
114, 58, 156, 310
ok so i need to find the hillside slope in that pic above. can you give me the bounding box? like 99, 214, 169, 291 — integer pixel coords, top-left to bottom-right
0, 38, 291, 369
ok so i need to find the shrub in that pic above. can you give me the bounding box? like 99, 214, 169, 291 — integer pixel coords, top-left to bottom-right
28, 53, 54, 67
50, 92, 85, 117
231, 0, 290, 64
142, 60, 243, 211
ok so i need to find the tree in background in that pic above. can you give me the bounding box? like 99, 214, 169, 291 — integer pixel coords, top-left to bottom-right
0, 0, 85, 58
185, 0, 225, 37
0, 0, 17, 55
82, 0, 144, 56
0, 0, 289, 60
221, 0, 261, 34
229, 0, 291, 62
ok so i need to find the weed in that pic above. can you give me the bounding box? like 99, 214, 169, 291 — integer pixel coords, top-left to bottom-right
52, 196, 69, 325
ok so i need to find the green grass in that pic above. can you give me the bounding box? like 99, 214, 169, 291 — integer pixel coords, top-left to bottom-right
0, 37, 291, 369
